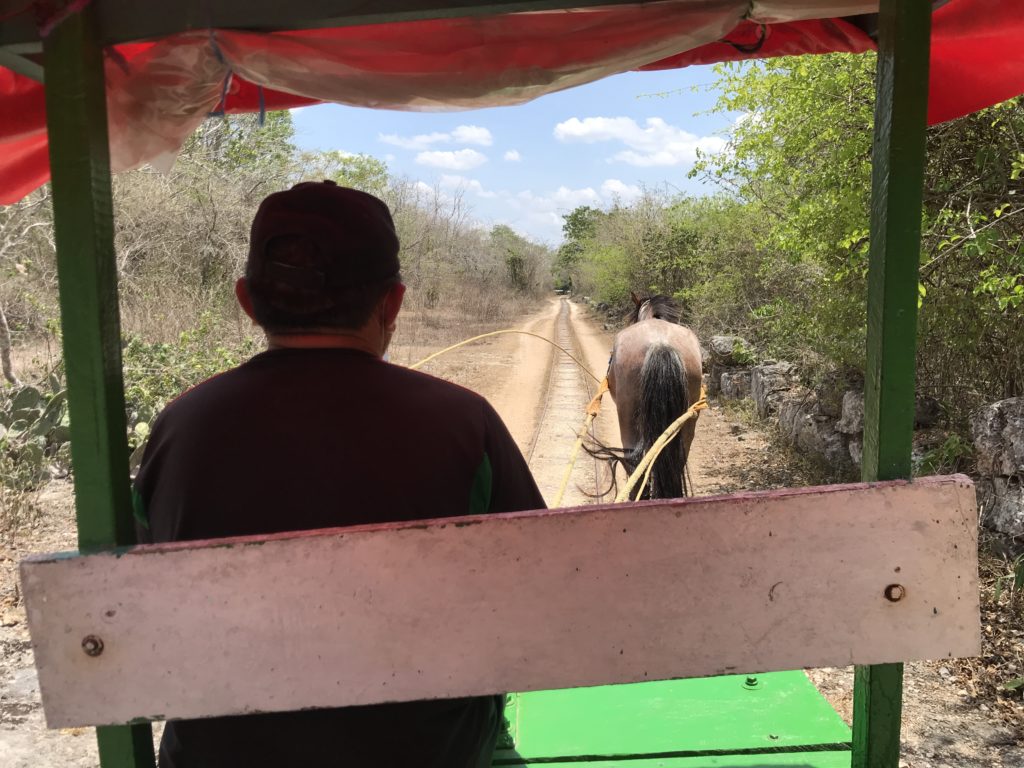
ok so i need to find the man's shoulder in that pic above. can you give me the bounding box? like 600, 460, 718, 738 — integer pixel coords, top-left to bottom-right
384, 364, 499, 421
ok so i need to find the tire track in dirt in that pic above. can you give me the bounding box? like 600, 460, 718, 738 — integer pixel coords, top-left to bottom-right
478, 297, 618, 508
521, 298, 604, 506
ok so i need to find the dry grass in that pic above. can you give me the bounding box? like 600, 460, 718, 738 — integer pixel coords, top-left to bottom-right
389, 285, 545, 368
952, 534, 1024, 732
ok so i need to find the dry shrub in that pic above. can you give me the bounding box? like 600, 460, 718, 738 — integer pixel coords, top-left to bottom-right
953, 533, 1024, 732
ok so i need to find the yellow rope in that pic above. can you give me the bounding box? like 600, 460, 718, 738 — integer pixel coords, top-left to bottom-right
552, 377, 609, 508
614, 386, 708, 503
409, 329, 600, 383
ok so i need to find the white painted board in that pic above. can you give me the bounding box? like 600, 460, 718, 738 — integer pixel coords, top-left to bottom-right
21, 475, 979, 728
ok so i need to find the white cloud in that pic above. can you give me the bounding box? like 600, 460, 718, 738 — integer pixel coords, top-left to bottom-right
451, 125, 493, 146
379, 124, 493, 151
379, 131, 451, 151
415, 149, 488, 170
600, 179, 643, 202
554, 116, 726, 167
439, 174, 497, 198
503, 149, 522, 162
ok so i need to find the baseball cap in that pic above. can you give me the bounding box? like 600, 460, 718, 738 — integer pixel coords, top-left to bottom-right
247, 181, 400, 299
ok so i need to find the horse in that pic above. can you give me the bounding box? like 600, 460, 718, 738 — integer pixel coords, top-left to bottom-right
598, 292, 703, 499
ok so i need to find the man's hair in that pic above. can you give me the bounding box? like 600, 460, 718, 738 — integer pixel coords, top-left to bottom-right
247, 234, 401, 332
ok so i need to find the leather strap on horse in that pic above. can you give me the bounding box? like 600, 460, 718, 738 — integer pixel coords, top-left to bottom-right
615, 385, 708, 503
552, 376, 609, 508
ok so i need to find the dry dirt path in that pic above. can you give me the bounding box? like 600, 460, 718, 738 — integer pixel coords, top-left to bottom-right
1, 297, 1020, 766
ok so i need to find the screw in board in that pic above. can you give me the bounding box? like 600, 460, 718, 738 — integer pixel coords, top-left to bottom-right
884, 584, 906, 602
81, 635, 104, 657
743, 676, 760, 690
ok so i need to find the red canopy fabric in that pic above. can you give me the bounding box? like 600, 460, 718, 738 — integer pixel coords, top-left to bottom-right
1, 0, 1023, 206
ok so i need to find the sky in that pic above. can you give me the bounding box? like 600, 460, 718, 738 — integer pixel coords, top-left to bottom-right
290, 66, 737, 245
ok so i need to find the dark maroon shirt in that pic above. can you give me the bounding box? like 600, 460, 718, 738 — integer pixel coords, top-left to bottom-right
133, 347, 544, 767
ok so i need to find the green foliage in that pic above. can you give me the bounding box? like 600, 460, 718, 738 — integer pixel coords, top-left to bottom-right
122, 316, 258, 450
917, 98, 1024, 408
555, 206, 602, 287
578, 243, 631, 306
301, 151, 390, 196
182, 111, 296, 178
993, 552, 1024, 605
691, 54, 876, 369
489, 224, 547, 293
568, 53, 1024, 431
731, 338, 756, 366
0, 377, 70, 491
914, 433, 972, 476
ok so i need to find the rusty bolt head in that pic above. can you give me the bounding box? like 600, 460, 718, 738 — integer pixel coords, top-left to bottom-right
884, 584, 906, 602
81, 635, 104, 657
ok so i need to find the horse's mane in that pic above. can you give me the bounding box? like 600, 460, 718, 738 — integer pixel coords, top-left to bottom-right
629, 293, 681, 325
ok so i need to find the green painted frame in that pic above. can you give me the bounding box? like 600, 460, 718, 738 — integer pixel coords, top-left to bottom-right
40, 7, 156, 766
854, 3, 932, 767
35, 0, 933, 766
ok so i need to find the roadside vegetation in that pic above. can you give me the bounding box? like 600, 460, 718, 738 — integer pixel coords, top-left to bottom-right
559, 53, 1024, 436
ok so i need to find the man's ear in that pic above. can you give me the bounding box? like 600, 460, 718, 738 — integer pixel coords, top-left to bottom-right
235, 278, 258, 322
380, 282, 406, 328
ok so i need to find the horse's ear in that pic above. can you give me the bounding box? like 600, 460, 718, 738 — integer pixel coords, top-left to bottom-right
630, 291, 641, 306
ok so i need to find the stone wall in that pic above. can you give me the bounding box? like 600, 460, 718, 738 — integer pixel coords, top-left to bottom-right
705, 336, 1024, 536
970, 398, 1024, 536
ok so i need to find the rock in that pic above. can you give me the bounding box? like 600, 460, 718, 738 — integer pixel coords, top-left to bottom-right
778, 388, 812, 441
699, 345, 710, 373
778, 390, 851, 469
813, 369, 855, 419
970, 398, 1024, 476
720, 369, 752, 400
708, 335, 753, 367
848, 437, 863, 468
751, 361, 797, 419
708, 362, 725, 397
975, 476, 1024, 536
837, 391, 865, 434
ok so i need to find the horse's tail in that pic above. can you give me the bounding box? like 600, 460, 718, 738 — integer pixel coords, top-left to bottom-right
632, 343, 689, 499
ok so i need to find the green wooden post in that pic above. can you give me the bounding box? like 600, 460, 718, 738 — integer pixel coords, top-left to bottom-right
853, 1, 931, 766
41, 4, 156, 766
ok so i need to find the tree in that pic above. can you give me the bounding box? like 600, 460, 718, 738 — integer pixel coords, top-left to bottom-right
183, 110, 297, 183
489, 224, 549, 293
692, 54, 877, 371
695, 53, 1024, 419
555, 206, 602, 291
299, 151, 389, 197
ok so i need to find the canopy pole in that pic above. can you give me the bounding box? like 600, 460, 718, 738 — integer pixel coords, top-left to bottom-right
41, 4, 156, 766
853, 0, 932, 766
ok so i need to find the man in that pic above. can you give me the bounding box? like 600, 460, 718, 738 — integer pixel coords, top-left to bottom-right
133, 181, 545, 767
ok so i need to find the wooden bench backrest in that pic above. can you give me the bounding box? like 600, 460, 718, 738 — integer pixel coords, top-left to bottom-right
20, 475, 979, 728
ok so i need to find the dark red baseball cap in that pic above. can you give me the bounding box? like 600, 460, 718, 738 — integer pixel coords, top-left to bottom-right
247, 181, 400, 293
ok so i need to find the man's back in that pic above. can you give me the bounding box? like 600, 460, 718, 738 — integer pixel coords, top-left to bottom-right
134, 347, 545, 767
